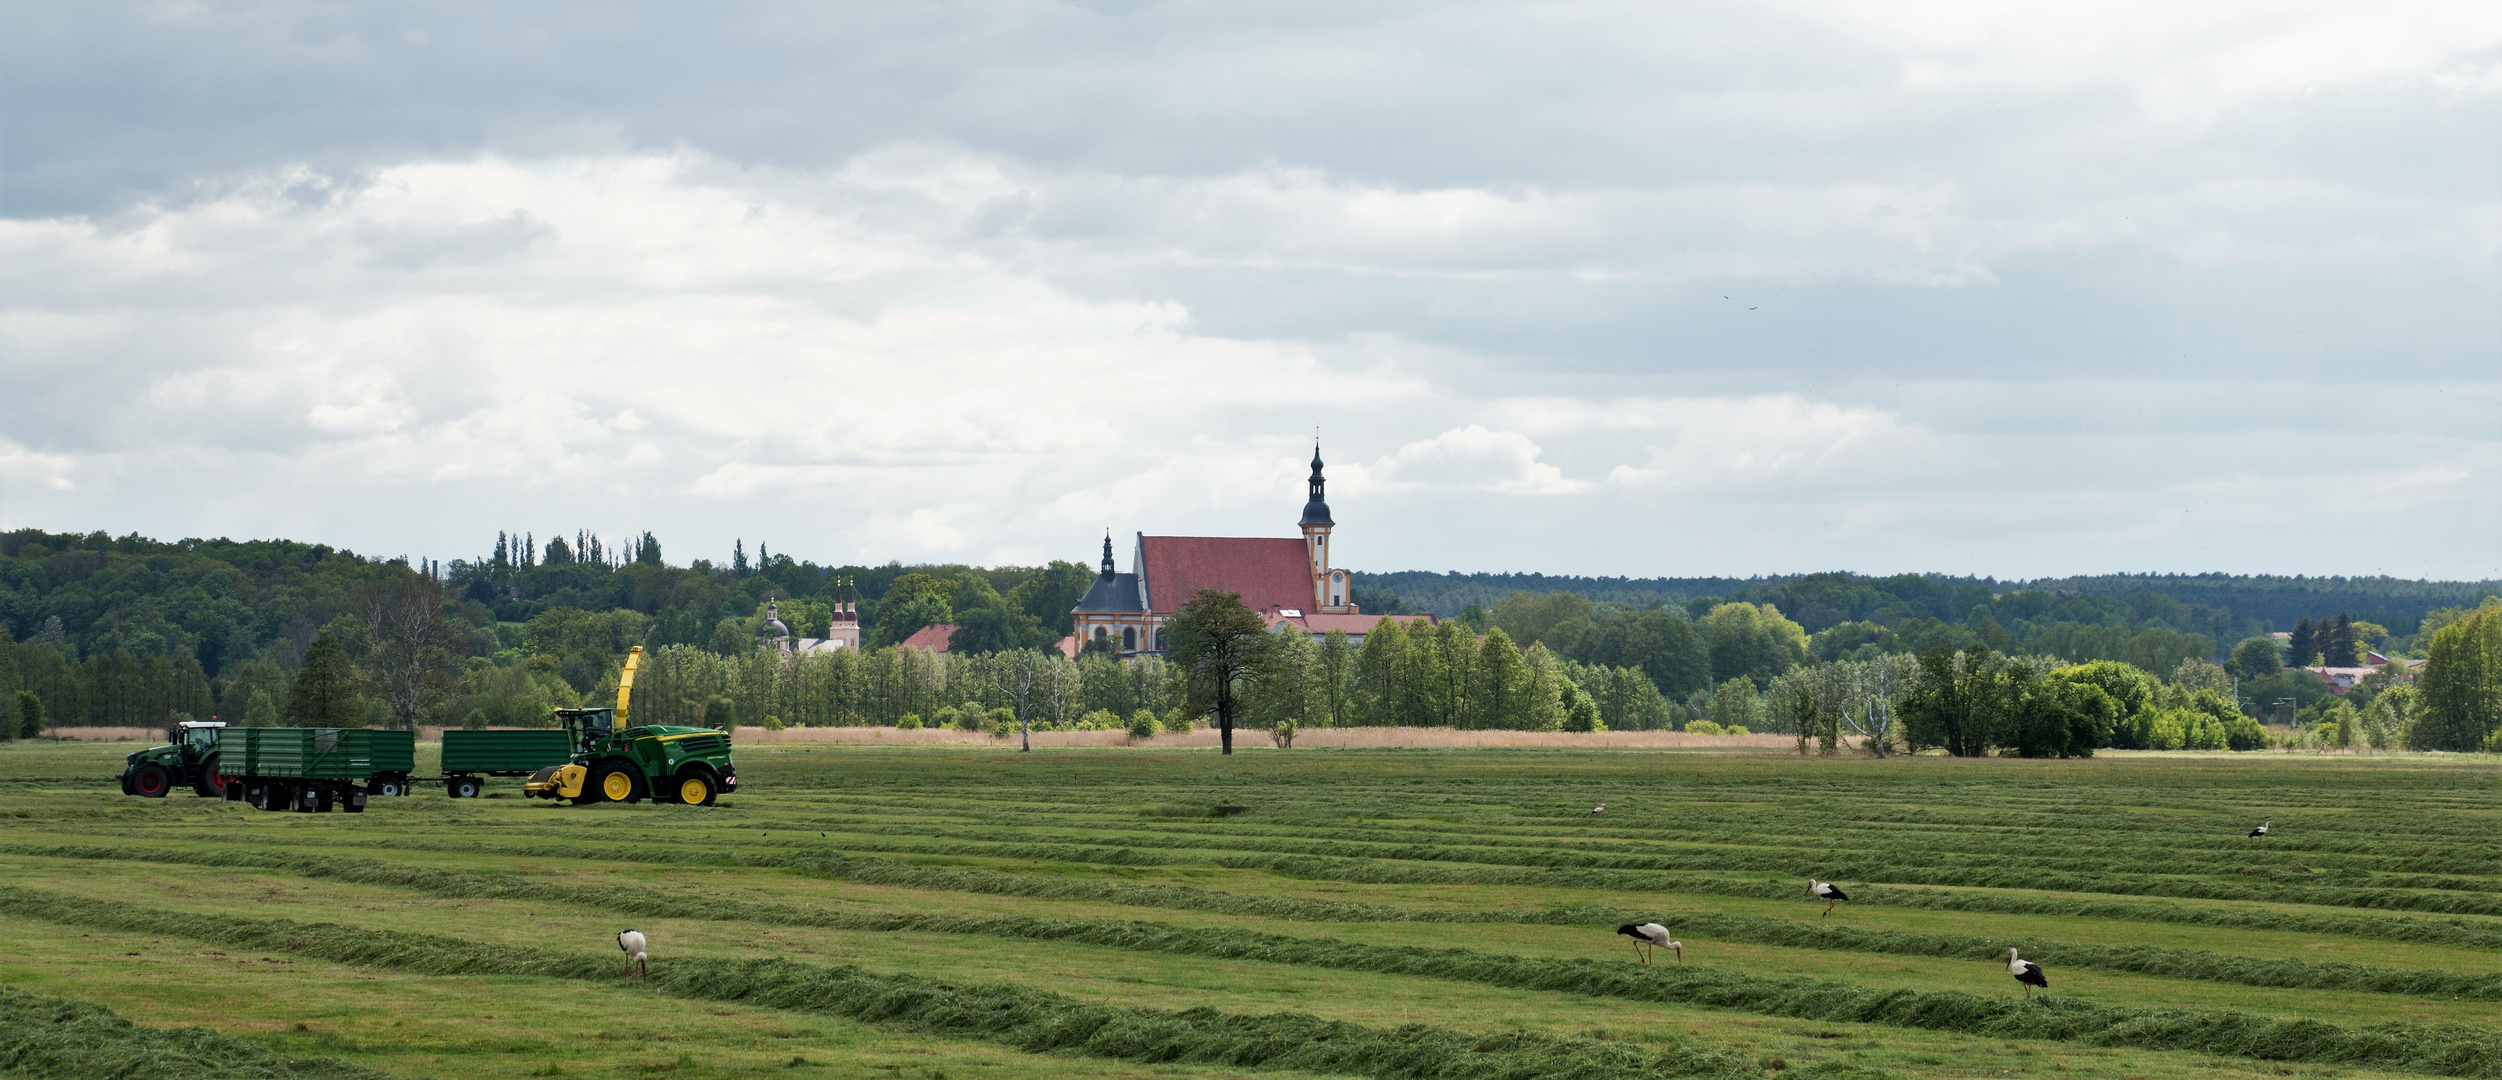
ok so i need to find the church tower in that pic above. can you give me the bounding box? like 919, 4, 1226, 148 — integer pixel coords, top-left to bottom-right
1301, 444, 1355, 613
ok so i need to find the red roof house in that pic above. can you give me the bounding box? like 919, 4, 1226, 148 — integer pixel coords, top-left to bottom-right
898, 624, 958, 652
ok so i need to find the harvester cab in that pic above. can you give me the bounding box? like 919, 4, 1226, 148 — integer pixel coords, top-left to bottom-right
523, 646, 737, 807
120, 720, 228, 799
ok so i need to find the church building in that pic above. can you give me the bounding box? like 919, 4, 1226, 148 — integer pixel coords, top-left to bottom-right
1069, 445, 1433, 656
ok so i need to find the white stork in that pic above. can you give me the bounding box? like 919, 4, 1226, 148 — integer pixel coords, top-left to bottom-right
1616, 923, 1681, 963
617, 929, 648, 979
2248, 821, 2270, 840
1591, 804, 1606, 817
1810, 879, 1849, 917
2006, 947, 2048, 998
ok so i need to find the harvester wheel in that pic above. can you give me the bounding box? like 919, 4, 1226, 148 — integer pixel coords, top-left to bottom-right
130, 765, 172, 799
592, 759, 646, 804
674, 772, 717, 807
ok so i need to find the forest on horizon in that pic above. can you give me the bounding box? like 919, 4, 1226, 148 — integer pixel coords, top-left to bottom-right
0, 526, 2493, 741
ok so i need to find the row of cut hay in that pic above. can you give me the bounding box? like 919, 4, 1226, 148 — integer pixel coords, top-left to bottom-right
540, 825, 2502, 919
756, 820, 2502, 901
727, 725, 1804, 749
0, 885, 1759, 1080
27, 841, 2502, 1002
0, 985, 384, 1080
1085, 815, 2502, 880
11, 876, 2502, 1078
73, 832, 2502, 953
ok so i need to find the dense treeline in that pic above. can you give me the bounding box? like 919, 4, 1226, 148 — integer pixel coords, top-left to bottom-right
1364, 569, 2502, 645
2, 527, 2495, 751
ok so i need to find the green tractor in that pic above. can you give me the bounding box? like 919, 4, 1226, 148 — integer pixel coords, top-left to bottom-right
120, 720, 230, 798
522, 646, 738, 806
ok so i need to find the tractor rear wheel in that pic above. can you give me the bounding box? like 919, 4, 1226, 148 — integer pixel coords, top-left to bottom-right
193, 757, 228, 798
589, 759, 646, 804
130, 765, 172, 799
673, 772, 718, 807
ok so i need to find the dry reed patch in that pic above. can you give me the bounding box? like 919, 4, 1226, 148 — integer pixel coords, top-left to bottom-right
728, 725, 1806, 750
36, 728, 155, 742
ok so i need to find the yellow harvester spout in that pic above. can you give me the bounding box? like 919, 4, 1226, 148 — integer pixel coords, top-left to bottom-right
616, 646, 643, 727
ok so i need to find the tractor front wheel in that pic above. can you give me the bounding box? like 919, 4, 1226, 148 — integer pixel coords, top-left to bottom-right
130, 765, 172, 799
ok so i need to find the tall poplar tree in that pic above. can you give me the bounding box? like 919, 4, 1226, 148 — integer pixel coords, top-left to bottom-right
2415, 609, 2502, 751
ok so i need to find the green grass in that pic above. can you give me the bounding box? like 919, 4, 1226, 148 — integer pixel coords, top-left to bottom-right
6, 737, 2502, 1079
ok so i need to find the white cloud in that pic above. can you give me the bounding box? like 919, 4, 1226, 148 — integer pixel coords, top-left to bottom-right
1597, 396, 1938, 492
1352, 426, 1589, 496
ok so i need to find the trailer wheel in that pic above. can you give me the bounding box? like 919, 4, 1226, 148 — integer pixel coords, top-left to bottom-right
253, 784, 284, 811
313, 788, 335, 813
343, 787, 367, 813
590, 759, 646, 804
448, 777, 482, 799
374, 778, 405, 797
223, 777, 245, 802
673, 772, 718, 807
130, 765, 172, 799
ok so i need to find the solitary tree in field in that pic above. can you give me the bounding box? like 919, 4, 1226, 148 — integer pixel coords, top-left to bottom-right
1166, 588, 1276, 755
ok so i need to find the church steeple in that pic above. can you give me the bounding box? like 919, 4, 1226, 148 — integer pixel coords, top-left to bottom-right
1099, 530, 1118, 580
1299, 443, 1333, 527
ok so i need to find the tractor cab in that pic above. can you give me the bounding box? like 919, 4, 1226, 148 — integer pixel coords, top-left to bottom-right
171, 720, 225, 751
554, 707, 617, 755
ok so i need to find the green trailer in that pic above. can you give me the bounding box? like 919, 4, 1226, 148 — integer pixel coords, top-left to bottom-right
439, 729, 575, 798
219, 728, 416, 813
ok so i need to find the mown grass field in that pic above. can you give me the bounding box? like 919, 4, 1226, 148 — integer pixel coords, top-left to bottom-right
3, 740, 2500, 1080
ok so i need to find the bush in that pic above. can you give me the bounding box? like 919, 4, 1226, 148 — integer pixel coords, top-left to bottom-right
897, 714, 922, 730
1273, 717, 1298, 748
1127, 711, 1160, 740
988, 708, 1015, 739
761, 715, 787, 732
955, 704, 987, 733
1079, 709, 1119, 731
1686, 720, 1725, 735
1162, 708, 1193, 733
928, 706, 957, 730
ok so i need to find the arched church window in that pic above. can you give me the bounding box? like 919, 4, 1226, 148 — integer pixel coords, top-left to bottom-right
1122, 627, 1137, 651
1093, 627, 1107, 642
1155, 628, 1168, 651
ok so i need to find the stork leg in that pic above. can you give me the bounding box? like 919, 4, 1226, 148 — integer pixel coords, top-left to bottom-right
1822, 899, 1835, 918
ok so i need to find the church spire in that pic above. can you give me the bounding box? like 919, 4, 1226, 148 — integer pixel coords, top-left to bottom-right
1099, 530, 1117, 580
1299, 442, 1333, 527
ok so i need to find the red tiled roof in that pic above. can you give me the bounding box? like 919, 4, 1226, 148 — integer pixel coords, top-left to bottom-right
898, 624, 958, 652
1141, 536, 1313, 615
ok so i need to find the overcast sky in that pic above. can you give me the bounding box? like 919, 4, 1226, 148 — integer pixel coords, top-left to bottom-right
2, 1, 2496, 580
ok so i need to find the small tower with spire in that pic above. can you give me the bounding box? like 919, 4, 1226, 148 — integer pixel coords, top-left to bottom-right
1301, 443, 1355, 613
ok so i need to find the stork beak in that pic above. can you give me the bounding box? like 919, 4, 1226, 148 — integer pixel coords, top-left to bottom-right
1672, 945, 1682, 961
